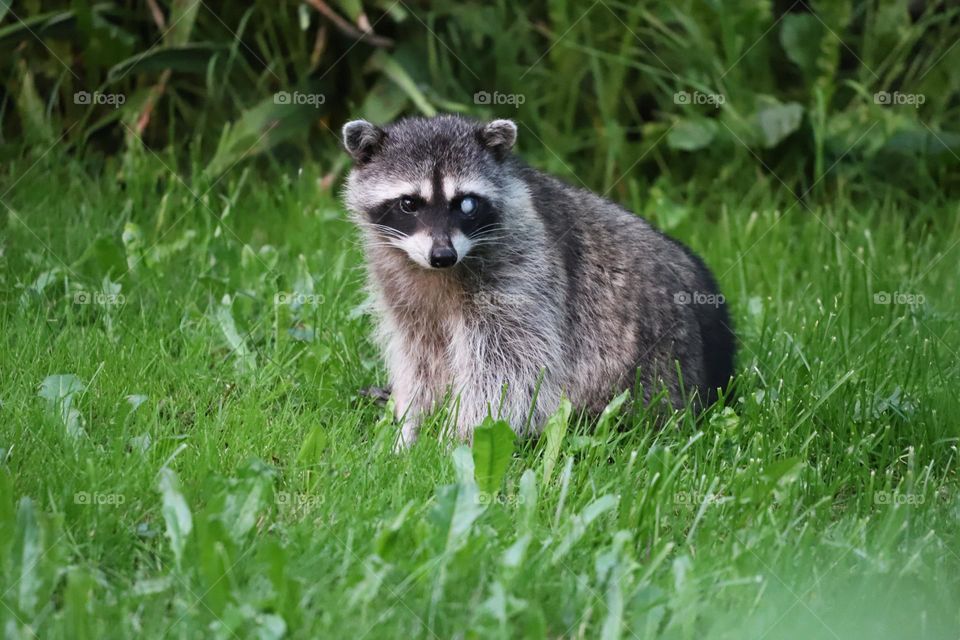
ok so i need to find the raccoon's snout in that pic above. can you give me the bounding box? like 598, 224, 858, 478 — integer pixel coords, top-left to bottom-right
429, 243, 458, 268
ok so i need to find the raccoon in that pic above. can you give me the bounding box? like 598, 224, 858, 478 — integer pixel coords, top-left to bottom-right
342, 115, 735, 448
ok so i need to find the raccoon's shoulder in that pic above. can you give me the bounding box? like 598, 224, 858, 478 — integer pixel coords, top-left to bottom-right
517, 166, 706, 286
517, 166, 656, 239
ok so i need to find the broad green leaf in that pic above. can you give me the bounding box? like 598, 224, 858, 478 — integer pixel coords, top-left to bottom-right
121, 222, 144, 273
38, 374, 86, 437
38, 374, 85, 404
73, 234, 127, 279
452, 443, 476, 486
10, 498, 62, 619
429, 482, 484, 554
125, 394, 148, 412
166, 0, 201, 47
374, 502, 414, 558
215, 461, 274, 543
472, 417, 516, 494
596, 389, 630, 433
780, 14, 823, 76
357, 77, 414, 124
64, 567, 96, 639
15, 64, 53, 143
13, 498, 43, 615
214, 300, 257, 374
755, 101, 804, 149
518, 469, 538, 532
157, 468, 192, 569
644, 183, 691, 231
599, 531, 633, 640
666, 118, 717, 151
429, 446, 484, 553
367, 50, 436, 117
882, 129, 960, 156
297, 426, 329, 465
541, 397, 572, 485
205, 94, 320, 177
501, 533, 531, 569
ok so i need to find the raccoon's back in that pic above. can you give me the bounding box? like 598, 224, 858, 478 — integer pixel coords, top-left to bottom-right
520, 168, 734, 404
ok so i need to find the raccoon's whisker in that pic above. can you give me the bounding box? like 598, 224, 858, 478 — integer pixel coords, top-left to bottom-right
469, 236, 512, 246
468, 231, 511, 243
468, 238, 519, 252
366, 223, 410, 240
469, 234, 512, 246
469, 231, 510, 239
469, 226, 508, 240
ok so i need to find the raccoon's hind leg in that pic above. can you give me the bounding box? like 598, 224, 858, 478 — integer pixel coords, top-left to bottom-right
358, 384, 392, 404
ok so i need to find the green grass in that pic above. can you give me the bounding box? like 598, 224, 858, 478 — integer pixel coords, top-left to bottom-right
1, 149, 959, 639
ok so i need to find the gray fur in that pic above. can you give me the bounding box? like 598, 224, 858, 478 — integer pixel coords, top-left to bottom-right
342, 114, 735, 448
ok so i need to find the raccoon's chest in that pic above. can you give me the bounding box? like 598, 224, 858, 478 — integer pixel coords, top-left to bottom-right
381, 272, 466, 372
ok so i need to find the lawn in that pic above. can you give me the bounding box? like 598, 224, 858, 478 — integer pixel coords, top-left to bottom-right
1, 145, 958, 638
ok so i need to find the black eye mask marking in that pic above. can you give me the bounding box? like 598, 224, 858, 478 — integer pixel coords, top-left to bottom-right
454, 195, 499, 239
366, 193, 500, 243
368, 198, 420, 236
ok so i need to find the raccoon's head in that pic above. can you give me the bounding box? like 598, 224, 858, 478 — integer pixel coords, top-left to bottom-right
342, 115, 521, 270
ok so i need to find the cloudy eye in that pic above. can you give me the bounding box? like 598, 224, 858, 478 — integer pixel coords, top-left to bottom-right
458, 195, 479, 216
399, 196, 418, 214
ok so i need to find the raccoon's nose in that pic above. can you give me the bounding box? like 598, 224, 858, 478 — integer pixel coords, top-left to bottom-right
429, 245, 458, 268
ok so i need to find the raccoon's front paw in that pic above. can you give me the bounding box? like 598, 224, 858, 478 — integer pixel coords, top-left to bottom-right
393, 420, 419, 453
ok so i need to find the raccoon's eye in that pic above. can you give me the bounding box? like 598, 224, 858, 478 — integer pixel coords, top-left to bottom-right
456, 195, 479, 217
398, 196, 418, 214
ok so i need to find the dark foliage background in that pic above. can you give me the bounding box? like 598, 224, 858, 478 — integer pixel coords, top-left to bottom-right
3, 0, 959, 207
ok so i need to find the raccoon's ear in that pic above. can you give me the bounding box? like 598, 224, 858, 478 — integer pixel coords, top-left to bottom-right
477, 119, 517, 160
342, 120, 385, 163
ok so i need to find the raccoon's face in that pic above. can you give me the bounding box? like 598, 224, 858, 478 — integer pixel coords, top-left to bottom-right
342, 115, 519, 270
